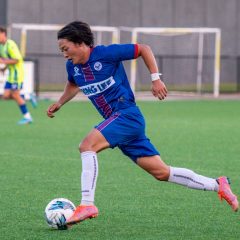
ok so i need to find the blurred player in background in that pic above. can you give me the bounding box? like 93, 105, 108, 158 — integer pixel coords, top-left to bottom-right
47, 21, 238, 227
0, 26, 36, 125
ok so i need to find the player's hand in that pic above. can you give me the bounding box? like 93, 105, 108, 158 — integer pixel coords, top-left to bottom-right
151, 79, 167, 100
47, 102, 62, 118
0, 62, 6, 72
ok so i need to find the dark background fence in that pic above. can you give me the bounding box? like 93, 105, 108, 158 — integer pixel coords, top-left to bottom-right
0, 0, 240, 93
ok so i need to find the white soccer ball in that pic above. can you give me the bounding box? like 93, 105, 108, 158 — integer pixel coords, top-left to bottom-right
44, 198, 76, 230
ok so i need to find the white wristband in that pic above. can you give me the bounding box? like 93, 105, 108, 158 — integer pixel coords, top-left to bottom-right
151, 73, 162, 81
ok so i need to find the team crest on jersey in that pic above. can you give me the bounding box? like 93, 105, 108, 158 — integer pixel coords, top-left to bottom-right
74, 66, 81, 76
94, 62, 102, 71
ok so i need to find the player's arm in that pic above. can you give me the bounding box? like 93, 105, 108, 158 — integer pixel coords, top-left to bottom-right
2, 41, 22, 65
0, 62, 7, 72
137, 44, 167, 100
47, 81, 79, 118
0, 57, 18, 65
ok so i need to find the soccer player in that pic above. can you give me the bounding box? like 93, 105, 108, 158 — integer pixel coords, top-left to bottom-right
0, 26, 33, 124
47, 21, 238, 226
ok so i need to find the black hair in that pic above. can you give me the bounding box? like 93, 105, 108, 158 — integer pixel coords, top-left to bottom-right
57, 21, 94, 47
0, 26, 7, 34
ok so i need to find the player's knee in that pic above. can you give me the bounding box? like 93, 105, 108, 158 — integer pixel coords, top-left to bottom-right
3, 94, 11, 99
79, 138, 93, 153
153, 167, 170, 181
11, 92, 20, 99
79, 141, 87, 153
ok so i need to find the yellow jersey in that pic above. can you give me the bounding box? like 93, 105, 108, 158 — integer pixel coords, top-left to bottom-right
0, 39, 24, 83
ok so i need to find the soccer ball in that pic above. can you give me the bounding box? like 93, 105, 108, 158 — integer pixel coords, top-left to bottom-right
44, 198, 76, 230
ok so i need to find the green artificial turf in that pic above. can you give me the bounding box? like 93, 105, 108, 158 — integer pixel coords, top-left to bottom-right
0, 99, 239, 240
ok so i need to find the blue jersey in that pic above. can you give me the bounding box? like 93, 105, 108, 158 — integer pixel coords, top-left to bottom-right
66, 43, 159, 161
66, 44, 138, 119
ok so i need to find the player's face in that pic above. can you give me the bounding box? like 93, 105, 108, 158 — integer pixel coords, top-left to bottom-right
0, 32, 6, 44
58, 39, 89, 64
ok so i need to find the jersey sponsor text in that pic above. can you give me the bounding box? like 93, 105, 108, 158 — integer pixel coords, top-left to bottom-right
80, 76, 115, 96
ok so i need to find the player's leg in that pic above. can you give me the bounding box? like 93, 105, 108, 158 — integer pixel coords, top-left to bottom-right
3, 81, 33, 124
67, 109, 144, 225
29, 92, 38, 108
66, 128, 110, 225
11, 89, 33, 124
79, 128, 110, 205
137, 155, 238, 211
2, 89, 11, 99
77, 109, 143, 206
20, 91, 38, 108
137, 155, 218, 190
3, 81, 13, 99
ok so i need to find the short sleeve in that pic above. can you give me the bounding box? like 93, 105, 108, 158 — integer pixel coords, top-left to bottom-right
7, 40, 23, 60
66, 61, 75, 84
100, 44, 138, 62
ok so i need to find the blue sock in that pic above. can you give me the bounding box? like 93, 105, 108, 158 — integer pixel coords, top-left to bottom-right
19, 104, 28, 115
